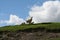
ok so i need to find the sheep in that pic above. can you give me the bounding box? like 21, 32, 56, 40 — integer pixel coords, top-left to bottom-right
26, 17, 33, 24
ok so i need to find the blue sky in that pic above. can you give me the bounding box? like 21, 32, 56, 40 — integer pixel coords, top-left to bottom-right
0, 0, 59, 26
0, 0, 48, 26
0, 0, 47, 20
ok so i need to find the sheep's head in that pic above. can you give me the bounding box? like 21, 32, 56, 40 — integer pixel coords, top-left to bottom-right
26, 16, 33, 24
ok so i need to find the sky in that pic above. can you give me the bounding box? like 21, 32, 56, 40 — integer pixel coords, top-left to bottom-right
0, 0, 60, 26
0, 0, 46, 20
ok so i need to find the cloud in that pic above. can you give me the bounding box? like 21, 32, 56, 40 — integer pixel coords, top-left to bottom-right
29, 1, 60, 23
0, 14, 25, 26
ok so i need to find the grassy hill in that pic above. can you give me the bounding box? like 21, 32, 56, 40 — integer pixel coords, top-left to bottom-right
0, 22, 60, 31
0, 22, 60, 40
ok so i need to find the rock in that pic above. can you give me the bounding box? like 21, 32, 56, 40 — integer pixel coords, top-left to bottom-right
0, 28, 60, 40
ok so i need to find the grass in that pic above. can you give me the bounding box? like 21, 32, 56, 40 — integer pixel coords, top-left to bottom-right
0, 22, 60, 31
0, 22, 60, 40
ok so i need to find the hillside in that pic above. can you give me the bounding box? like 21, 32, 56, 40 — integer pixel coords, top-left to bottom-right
0, 23, 60, 40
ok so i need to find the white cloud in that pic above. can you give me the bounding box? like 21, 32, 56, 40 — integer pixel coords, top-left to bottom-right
29, 1, 60, 23
7, 14, 25, 25
0, 14, 25, 25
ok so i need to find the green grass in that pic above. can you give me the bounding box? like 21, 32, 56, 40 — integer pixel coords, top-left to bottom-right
0, 22, 60, 31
